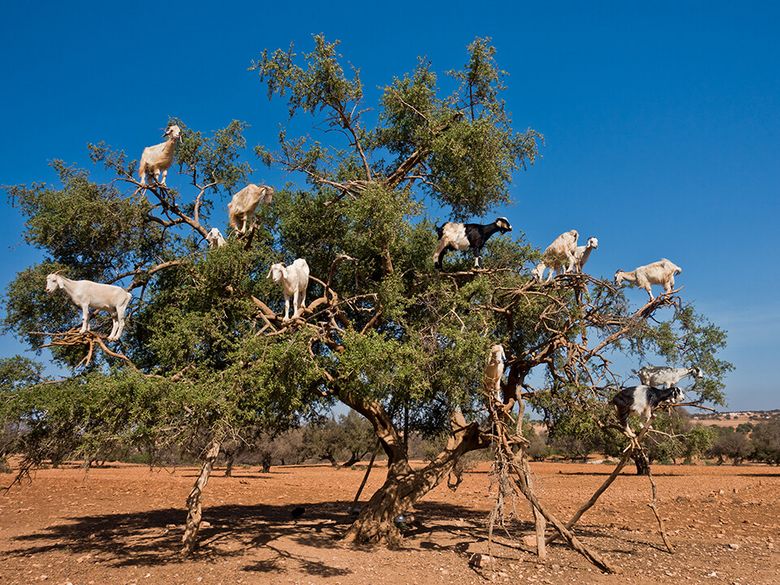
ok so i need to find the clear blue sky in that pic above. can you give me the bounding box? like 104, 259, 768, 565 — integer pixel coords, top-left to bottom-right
1, 1, 777, 409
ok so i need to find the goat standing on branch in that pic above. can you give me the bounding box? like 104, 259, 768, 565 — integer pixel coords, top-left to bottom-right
267, 258, 310, 321
45, 272, 132, 341
638, 365, 702, 388
532, 229, 579, 282
573, 236, 599, 273
614, 258, 682, 300
139, 125, 181, 186
228, 184, 274, 235
433, 217, 512, 270
610, 385, 686, 439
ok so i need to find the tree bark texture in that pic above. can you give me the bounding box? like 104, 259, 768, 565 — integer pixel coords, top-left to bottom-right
181, 440, 221, 556
343, 409, 487, 544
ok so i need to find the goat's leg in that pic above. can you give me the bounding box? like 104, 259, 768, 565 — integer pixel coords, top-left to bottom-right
111, 305, 125, 341
299, 287, 307, 311
80, 305, 90, 334
160, 168, 168, 186
433, 240, 449, 269
292, 290, 300, 318
283, 296, 290, 321
473, 254, 481, 268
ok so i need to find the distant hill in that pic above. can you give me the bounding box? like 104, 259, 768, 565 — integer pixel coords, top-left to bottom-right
689, 409, 780, 428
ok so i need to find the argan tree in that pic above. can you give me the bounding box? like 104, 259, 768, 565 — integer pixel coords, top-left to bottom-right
3, 36, 730, 564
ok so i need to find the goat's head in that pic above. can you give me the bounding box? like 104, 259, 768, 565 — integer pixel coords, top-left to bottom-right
488, 344, 506, 365
267, 263, 286, 283
531, 262, 545, 282
45, 272, 64, 293
669, 386, 686, 404
495, 217, 512, 233
691, 366, 703, 379
261, 185, 275, 204
164, 125, 182, 140
614, 270, 625, 286
587, 237, 599, 249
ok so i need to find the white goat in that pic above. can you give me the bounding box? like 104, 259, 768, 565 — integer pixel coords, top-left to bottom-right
205, 227, 226, 249
45, 273, 132, 341
228, 184, 274, 235
614, 258, 682, 300
267, 259, 310, 321
637, 365, 703, 388
483, 344, 506, 403
532, 230, 579, 282
573, 236, 599, 273
139, 125, 181, 186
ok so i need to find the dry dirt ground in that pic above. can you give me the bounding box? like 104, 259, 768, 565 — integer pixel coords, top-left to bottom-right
1, 461, 777, 585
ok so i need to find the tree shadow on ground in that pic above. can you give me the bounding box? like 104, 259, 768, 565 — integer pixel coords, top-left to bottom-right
3, 499, 587, 573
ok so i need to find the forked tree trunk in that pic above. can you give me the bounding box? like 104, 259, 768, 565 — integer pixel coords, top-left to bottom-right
343, 410, 487, 544
181, 440, 221, 556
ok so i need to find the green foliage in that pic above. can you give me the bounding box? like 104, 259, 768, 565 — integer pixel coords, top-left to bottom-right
750, 417, 780, 464
707, 426, 753, 465
7, 161, 161, 277
0, 35, 733, 505
173, 118, 253, 192
252, 35, 363, 117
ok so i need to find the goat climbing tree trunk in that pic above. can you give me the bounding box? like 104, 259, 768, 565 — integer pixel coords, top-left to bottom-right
181, 439, 221, 556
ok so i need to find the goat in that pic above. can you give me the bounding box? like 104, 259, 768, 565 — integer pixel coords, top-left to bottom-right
610, 385, 686, 438
638, 365, 702, 388
433, 217, 512, 270
228, 184, 274, 235
573, 236, 599, 273
45, 272, 132, 341
483, 344, 506, 402
205, 227, 227, 249
614, 258, 682, 300
267, 258, 310, 321
532, 230, 579, 282
139, 125, 181, 186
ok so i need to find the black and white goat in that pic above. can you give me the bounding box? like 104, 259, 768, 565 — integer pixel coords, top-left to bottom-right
433, 217, 512, 270
610, 385, 686, 438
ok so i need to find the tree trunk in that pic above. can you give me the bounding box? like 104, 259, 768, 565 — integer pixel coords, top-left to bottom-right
181, 440, 221, 556
343, 409, 487, 544
633, 451, 651, 476
224, 452, 234, 477
341, 451, 367, 468
260, 453, 272, 473
322, 452, 339, 468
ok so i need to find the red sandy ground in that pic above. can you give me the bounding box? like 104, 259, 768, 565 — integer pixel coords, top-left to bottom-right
1, 461, 777, 585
